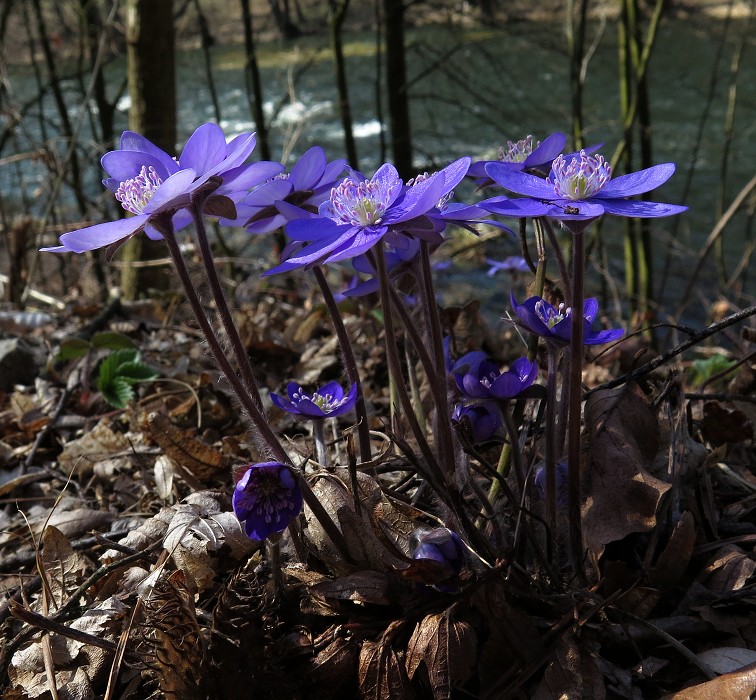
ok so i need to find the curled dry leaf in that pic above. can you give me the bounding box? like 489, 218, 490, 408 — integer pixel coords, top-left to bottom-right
148, 411, 224, 482
648, 511, 696, 592
309, 570, 394, 607
302, 469, 407, 575
697, 647, 756, 674
582, 387, 671, 561
305, 635, 359, 699
359, 632, 415, 700
699, 544, 756, 595
405, 609, 478, 700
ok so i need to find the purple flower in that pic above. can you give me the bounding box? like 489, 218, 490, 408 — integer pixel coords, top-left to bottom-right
485, 256, 530, 276
228, 146, 347, 234
482, 149, 688, 223
468, 132, 567, 185
511, 292, 624, 346
452, 401, 502, 443
534, 462, 569, 507
233, 462, 303, 540
264, 158, 471, 275
411, 527, 466, 591
451, 351, 539, 401
43, 123, 282, 254
270, 381, 357, 419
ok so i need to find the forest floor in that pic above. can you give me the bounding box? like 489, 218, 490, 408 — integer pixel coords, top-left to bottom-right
0, 249, 755, 698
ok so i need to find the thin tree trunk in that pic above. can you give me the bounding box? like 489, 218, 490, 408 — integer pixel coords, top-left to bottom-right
329, 0, 358, 168
383, 0, 412, 178
240, 0, 270, 160
121, 0, 176, 299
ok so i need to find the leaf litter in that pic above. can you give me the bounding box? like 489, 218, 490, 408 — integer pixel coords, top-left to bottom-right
0, 282, 755, 700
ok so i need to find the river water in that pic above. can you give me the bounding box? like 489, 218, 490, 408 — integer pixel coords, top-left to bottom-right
6, 16, 755, 322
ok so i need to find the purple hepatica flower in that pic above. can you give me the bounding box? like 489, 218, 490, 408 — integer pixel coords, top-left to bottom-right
485, 256, 531, 276
411, 527, 466, 591
42, 123, 282, 254
264, 158, 471, 275
452, 401, 502, 443
452, 350, 539, 401
512, 291, 624, 346
233, 462, 303, 540
228, 146, 347, 234
468, 132, 568, 187
271, 381, 357, 419
534, 462, 569, 507
483, 149, 688, 224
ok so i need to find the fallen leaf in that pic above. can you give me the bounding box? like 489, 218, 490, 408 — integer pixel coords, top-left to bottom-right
661, 660, 756, 699
582, 387, 671, 560
697, 647, 756, 674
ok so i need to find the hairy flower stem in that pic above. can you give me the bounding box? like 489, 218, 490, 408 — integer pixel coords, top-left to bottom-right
190, 196, 264, 410
567, 227, 586, 574
157, 217, 288, 463
528, 220, 548, 361
372, 245, 446, 493
418, 241, 456, 474
312, 265, 372, 464
542, 218, 573, 306
502, 402, 526, 494
312, 420, 329, 467
545, 344, 560, 543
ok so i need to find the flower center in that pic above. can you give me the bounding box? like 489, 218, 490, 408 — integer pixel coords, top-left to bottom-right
498, 136, 537, 164
406, 171, 453, 212
535, 300, 571, 328
478, 369, 499, 389
244, 466, 297, 524
548, 150, 612, 201
328, 176, 399, 227
114, 165, 163, 214
292, 389, 347, 414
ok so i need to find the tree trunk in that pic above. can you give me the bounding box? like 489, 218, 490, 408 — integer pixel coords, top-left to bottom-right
383, 0, 412, 178
121, 0, 177, 300
240, 0, 270, 160
329, 0, 358, 168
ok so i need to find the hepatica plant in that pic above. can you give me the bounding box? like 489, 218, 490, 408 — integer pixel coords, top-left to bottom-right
42, 121, 686, 589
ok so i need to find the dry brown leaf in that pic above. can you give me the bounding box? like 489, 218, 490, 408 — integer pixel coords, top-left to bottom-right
649, 511, 696, 591
582, 387, 671, 560
306, 636, 358, 698
661, 660, 756, 699
358, 636, 415, 700
57, 418, 130, 476
309, 570, 393, 606
148, 411, 223, 482
532, 637, 606, 700
154, 454, 176, 501
303, 470, 406, 575
39, 525, 89, 610
699, 544, 756, 595
405, 610, 477, 700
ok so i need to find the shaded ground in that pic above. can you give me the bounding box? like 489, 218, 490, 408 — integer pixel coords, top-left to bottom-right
0, 255, 755, 698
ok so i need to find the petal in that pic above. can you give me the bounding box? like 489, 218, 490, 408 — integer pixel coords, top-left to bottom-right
56, 215, 149, 253
179, 123, 228, 175
117, 131, 178, 174
511, 292, 551, 337
585, 327, 625, 345
270, 392, 296, 413
320, 158, 349, 186
275, 199, 316, 222
285, 216, 344, 242
548, 200, 605, 220
290, 146, 326, 190
101, 151, 174, 182
596, 163, 676, 198
318, 380, 344, 400
583, 297, 599, 323
209, 132, 257, 175
324, 226, 388, 263
145, 168, 197, 213
490, 372, 526, 400
482, 196, 549, 218
219, 160, 285, 193
485, 164, 556, 198
524, 132, 566, 166
440, 157, 472, 191
598, 199, 688, 218
244, 179, 293, 206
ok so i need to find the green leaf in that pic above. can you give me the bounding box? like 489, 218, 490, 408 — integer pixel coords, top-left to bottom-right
91, 331, 137, 351
689, 355, 737, 388
116, 361, 159, 384
55, 338, 91, 362
100, 378, 134, 409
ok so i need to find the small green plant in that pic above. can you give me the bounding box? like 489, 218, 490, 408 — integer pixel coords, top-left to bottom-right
96, 348, 159, 409
688, 354, 737, 389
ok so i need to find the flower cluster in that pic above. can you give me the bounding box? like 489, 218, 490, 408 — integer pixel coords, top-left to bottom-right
271, 381, 357, 419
